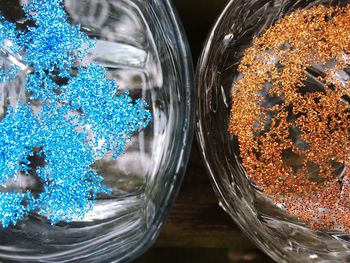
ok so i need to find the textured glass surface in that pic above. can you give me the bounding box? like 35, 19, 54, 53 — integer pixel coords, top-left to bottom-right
0, 0, 194, 262
196, 0, 350, 262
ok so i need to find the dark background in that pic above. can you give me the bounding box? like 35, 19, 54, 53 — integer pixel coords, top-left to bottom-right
134, 1, 274, 263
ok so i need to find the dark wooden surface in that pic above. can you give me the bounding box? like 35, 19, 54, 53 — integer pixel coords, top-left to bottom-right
134, 1, 275, 262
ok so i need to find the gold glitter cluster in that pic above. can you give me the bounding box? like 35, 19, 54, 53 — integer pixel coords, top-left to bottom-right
229, 5, 350, 231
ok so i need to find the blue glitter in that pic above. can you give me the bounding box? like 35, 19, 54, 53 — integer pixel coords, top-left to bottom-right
0, 192, 33, 228
0, 0, 151, 227
35, 106, 111, 224
60, 64, 151, 157
0, 65, 20, 82
20, 0, 94, 75
0, 104, 41, 185
0, 16, 20, 51
0, 17, 21, 82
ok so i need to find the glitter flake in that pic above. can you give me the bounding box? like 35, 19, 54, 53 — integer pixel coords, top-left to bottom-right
229, 5, 350, 232
0, 0, 151, 227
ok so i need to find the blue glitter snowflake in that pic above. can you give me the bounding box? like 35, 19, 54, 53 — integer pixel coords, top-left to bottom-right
60, 64, 151, 158
0, 0, 151, 227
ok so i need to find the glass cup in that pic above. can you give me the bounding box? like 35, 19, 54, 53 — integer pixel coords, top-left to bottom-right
0, 0, 194, 262
196, 0, 350, 262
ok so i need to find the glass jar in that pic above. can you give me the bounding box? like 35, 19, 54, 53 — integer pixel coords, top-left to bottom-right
0, 0, 194, 262
197, 0, 350, 262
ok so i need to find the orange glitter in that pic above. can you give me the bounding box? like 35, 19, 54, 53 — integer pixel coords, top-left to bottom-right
229, 5, 350, 232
